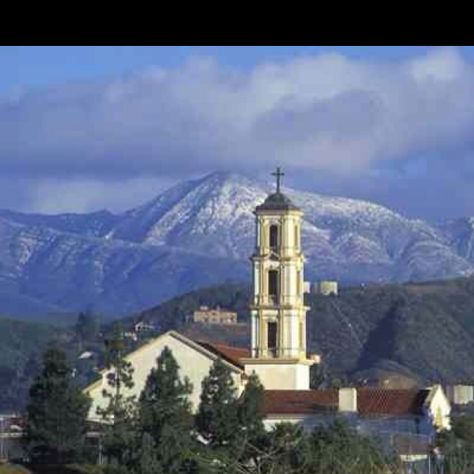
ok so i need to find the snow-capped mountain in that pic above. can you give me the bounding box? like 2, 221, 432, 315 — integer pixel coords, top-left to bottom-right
0, 171, 473, 318
438, 217, 474, 263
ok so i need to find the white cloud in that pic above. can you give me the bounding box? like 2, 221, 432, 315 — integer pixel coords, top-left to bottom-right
2, 47, 474, 216
27, 177, 173, 214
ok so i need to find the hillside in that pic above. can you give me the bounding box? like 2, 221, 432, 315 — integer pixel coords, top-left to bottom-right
1, 171, 474, 319
0, 316, 70, 412
5, 276, 474, 412
130, 276, 474, 385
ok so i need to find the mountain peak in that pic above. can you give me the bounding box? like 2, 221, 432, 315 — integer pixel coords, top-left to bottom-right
1, 171, 474, 317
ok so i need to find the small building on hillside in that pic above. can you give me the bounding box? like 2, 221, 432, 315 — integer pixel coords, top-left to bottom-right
307, 280, 339, 296
446, 384, 474, 405
189, 306, 238, 325
134, 321, 155, 333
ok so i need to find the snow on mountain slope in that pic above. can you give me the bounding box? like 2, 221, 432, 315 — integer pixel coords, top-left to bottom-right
0, 208, 119, 238
438, 217, 474, 263
0, 171, 472, 317
103, 172, 473, 282
108, 172, 267, 259
0, 215, 247, 317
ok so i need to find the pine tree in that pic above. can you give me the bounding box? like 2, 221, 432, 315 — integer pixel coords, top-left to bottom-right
75, 311, 99, 344
238, 373, 265, 436
138, 345, 196, 473
237, 372, 266, 461
98, 329, 138, 469
196, 357, 239, 450
24, 346, 91, 464
262, 423, 309, 473
137, 432, 162, 474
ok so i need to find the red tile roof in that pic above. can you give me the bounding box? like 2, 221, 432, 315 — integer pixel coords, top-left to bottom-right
263, 388, 430, 417
188, 340, 431, 418
195, 341, 249, 369
357, 388, 429, 417
263, 390, 338, 415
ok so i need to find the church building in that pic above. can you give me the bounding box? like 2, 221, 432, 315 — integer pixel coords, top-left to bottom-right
84, 169, 451, 460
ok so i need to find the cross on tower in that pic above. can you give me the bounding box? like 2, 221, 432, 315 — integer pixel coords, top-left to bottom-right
272, 167, 284, 193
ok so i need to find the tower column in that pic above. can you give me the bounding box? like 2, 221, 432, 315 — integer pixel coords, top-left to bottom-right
243, 168, 315, 390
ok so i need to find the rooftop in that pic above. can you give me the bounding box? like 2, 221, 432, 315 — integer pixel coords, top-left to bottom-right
263, 388, 430, 417
195, 341, 250, 370
256, 191, 300, 212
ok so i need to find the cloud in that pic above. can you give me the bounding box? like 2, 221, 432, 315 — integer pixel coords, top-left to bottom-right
2, 47, 474, 217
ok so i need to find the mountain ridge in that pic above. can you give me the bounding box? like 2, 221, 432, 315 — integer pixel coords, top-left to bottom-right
0, 171, 473, 318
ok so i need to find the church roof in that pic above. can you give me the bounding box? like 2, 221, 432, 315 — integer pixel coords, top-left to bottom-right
256, 191, 300, 212
357, 388, 429, 417
194, 341, 249, 369
263, 388, 430, 417
263, 389, 338, 415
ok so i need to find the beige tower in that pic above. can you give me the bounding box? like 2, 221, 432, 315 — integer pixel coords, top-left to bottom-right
243, 168, 314, 390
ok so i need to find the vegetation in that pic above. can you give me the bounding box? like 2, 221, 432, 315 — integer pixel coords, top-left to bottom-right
436, 414, 474, 473
196, 358, 239, 449
23, 346, 91, 464
130, 276, 474, 385
0, 317, 67, 412
137, 346, 196, 473
18, 343, 474, 473
96, 329, 137, 471
7, 275, 474, 413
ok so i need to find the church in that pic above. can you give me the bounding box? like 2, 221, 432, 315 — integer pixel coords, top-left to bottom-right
84, 169, 451, 460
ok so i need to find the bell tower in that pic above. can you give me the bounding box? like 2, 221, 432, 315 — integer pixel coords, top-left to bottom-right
243, 168, 314, 390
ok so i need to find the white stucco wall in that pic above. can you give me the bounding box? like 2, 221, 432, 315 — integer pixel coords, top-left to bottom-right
84, 331, 244, 422
425, 385, 451, 431
244, 362, 310, 390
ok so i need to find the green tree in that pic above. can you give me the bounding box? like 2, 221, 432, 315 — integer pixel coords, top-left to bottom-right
309, 361, 328, 389
306, 419, 396, 474
75, 311, 100, 344
136, 432, 161, 474
196, 358, 239, 450
261, 422, 309, 473
24, 346, 91, 464
97, 330, 138, 469
437, 416, 474, 473
236, 372, 266, 462
138, 345, 196, 473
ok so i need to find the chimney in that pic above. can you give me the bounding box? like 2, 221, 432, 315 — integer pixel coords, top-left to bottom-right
338, 387, 357, 413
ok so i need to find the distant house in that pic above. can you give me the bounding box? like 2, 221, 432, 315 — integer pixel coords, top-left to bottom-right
189, 306, 238, 325
263, 385, 450, 464
306, 280, 339, 296
0, 414, 24, 461
446, 384, 474, 405
134, 321, 155, 333
262, 385, 450, 434
78, 351, 95, 360
123, 321, 156, 341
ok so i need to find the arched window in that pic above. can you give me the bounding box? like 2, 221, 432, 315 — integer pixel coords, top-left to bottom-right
269, 225, 279, 249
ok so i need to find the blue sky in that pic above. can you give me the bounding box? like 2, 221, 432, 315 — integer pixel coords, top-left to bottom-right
2, 46, 474, 221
